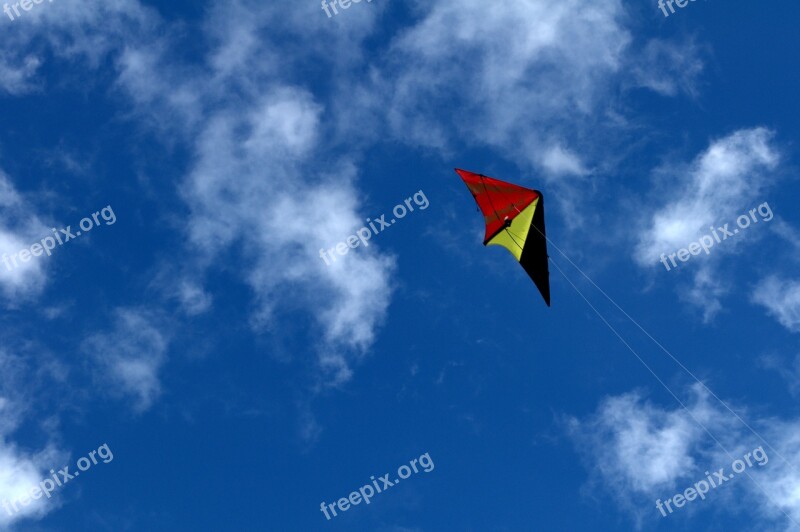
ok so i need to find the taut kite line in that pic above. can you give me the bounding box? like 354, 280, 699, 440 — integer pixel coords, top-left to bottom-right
455, 168, 551, 306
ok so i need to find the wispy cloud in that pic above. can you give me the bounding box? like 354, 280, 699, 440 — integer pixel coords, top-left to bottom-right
0, 0, 157, 93
0, 349, 68, 528
635, 128, 781, 319
178, 91, 395, 386
629, 38, 705, 97
636, 128, 780, 265
0, 172, 51, 301
752, 276, 800, 333
760, 353, 800, 398
82, 309, 169, 413
0, 440, 64, 528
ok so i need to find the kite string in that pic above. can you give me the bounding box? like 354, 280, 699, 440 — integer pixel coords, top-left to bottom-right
547, 257, 800, 529
534, 224, 800, 481
500, 226, 525, 252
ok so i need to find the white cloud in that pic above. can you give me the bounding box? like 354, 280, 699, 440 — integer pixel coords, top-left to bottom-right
82, 309, 169, 412
629, 38, 704, 97
634, 128, 780, 318
115, 44, 203, 132
105, 5, 397, 386
377, 0, 631, 161
539, 144, 590, 177
760, 354, 800, 398
753, 276, 800, 333
0, 440, 63, 528
0, 350, 68, 528
568, 386, 710, 496
0, 173, 51, 302
749, 421, 800, 528
681, 265, 727, 323
569, 384, 800, 529
0, 0, 157, 93
181, 93, 394, 385
636, 128, 779, 265
0, 53, 41, 95
177, 281, 213, 317
354, 0, 702, 186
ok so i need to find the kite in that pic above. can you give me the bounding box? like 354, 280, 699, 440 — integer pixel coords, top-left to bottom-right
455, 168, 551, 306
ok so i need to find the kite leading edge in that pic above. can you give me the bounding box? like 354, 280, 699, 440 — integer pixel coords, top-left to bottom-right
455, 168, 551, 306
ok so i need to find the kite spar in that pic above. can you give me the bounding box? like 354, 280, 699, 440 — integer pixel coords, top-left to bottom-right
455, 168, 551, 306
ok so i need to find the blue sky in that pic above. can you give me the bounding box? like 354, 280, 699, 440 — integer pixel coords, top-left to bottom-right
0, 0, 799, 530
